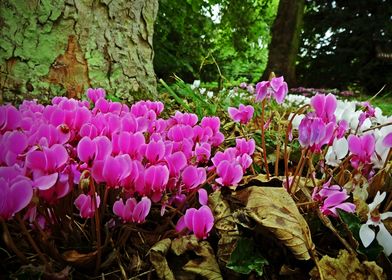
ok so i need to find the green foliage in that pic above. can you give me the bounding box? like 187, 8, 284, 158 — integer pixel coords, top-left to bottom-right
337, 209, 383, 261
227, 237, 268, 276
298, 0, 392, 94
154, 0, 279, 84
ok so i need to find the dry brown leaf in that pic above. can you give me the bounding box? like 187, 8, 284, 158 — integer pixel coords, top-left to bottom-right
309, 249, 386, 280
209, 191, 239, 265
62, 250, 97, 267
171, 235, 223, 280
234, 186, 314, 260
150, 238, 175, 280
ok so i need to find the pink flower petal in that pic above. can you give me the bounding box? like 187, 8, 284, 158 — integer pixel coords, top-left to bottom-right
34, 173, 58, 190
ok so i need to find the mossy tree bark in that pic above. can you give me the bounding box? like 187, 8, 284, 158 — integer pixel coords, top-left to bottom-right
0, 0, 158, 104
261, 0, 304, 86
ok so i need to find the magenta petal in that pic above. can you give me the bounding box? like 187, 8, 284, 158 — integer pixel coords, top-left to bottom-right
7, 131, 27, 154
26, 150, 46, 170
113, 199, 125, 218
176, 216, 187, 232
348, 135, 362, 155
274, 82, 288, 104
228, 107, 239, 122
91, 160, 105, 183
255, 81, 269, 102
94, 136, 112, 160
334, 202, 356, 214
145, 140, 165, 163
10, 177, 33, 214
323, 191, 349, 208
51, 144, 69, 168
270, 76, 284, 92
198, 189, 208, 206
310, 94, 325, 117
193, 206, 214, 239
383, 132, 392, 147
132, 197, 151, 223
34, 173, 58, 190
77, 137, 96, 163
362, 134, 375, 156
184, 208, 197, 230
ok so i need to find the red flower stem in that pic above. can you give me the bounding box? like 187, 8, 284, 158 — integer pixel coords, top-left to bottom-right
260, 99, 270, 179
1, 218, 28, 264
274, 140, 280, 177
284, 104, 310, 192
89, 179, 102, 274
289, 148, 308, 194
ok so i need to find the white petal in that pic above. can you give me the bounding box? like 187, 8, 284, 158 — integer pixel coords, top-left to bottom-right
368, 191, 386, 212
334, 137, 348, 159
376, 224, 392, 256
381, 212, 392, 220
359, 224, 375, 248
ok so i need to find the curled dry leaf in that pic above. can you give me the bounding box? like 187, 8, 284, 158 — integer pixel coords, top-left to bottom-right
150, 238, 175, 280
171, 235, 223, 280
209, 190, 239, 265
309, 249, 386, 280
234, 186, 314, 260
62, 250, 97, 267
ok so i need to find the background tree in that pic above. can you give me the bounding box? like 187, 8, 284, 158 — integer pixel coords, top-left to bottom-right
0, 0, 158, 104
261, 0, 305, 86
297, 0, 392, 93
154, 0, 278, 84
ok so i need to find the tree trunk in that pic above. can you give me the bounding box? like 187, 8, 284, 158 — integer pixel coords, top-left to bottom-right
262, 0, 304, 86
0, 0, 158, 104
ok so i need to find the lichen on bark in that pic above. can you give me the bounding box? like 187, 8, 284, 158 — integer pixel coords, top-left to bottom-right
1, 0, 158, 104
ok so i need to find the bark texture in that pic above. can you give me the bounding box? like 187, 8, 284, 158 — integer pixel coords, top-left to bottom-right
0, 0, 158, 104
262, 0, 304, 86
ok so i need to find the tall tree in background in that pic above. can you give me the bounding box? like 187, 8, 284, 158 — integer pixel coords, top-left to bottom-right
0, 0, 158, 103
297, 0, 392, 93
262, 0, 305, 86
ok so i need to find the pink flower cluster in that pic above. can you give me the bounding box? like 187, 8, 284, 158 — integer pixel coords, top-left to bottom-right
312, 179, 356, 217
298, 93, 348, 153
0, 89, 254, 239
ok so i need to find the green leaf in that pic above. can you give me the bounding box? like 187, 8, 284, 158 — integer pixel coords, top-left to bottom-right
227, 238, 268, 276
337, 209, 383, 261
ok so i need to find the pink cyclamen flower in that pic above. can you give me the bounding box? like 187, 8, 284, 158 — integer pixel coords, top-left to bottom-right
113, 197, 151, 223
176, 205, 214, 239
310, 93, 337, 123
298, 116, 335, 153
312, 180, 355, 217
182, 166, 206, 190
215, 160, 243, 186
235, 138, 255, 156
74, 193, 100, 219
358, 101, 376, 127
86, 88, 106, 104
255, 76, 288, 104
348, 134, 375, 169
0, 167, 33, 220
228, 104, 254, 124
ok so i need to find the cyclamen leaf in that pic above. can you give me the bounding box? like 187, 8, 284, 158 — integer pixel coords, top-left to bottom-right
226, 238, 268, 276
309, 249, 385, 280
150, 239, 175, 280
234, 186, 314, 260
171, 235, 223, 280
209, 191, 239, 265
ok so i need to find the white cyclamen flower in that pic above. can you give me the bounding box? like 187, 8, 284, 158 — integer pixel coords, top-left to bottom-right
191, 80, 200, 90
206, 91, 213, 98
199, 88, 206, 95
359, 191, 392, 256
325, 137, 348, 167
